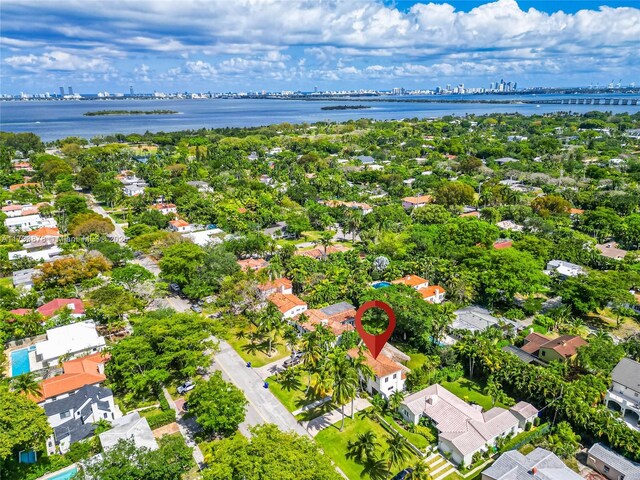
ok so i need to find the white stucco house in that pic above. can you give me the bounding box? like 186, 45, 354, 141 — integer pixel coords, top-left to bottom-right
399, 384, 538, 466
35, 321, 106, 369
347, 348, 407, 399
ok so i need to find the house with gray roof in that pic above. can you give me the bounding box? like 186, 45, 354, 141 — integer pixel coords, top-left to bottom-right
399, 384, 537, 466
44, 384, 120, 455
451, 306, 519, 336
356, 155, 375, 165
587, 443, 640, 480
12, 268, 38, 290
482, 447, 582, 480
605, 357, 640, 431
99, 411, 158, 452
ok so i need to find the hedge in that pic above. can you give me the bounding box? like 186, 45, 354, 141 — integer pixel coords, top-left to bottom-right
144, 410, 176, 429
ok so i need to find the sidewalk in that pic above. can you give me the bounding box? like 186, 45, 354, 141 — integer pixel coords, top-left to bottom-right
302, 397, 371, 437
162, 388, 206, 469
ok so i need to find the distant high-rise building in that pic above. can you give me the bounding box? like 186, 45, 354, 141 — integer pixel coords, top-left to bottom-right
68, 86, 73, 95
130, 85, 134, 95
59, 86, 64, 97
513, 82, 518, 91
314, 85, 318, 93
446, 84, 452, 91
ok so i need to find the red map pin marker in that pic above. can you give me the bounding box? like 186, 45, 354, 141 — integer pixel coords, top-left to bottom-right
354, 300, 396, 359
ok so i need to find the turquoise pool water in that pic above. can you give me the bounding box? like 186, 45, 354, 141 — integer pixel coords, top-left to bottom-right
47, 466, 78, 480
372, 281, 391, 289
10, 348, 31, 377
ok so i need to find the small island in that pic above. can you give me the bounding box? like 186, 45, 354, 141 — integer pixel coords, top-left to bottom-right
320, 105, 371, 110
83, 109, 178, 116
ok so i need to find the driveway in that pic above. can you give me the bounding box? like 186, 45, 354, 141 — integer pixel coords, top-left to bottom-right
254, 356, 293, 380
210, 339, 309, 438
302, 397, 371, 437
132, 255, 161, 276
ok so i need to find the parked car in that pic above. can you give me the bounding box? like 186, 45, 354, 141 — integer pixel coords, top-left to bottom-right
191, 305, 202, 313
392, 468, 413, 480
283, 352, 303, 368
177, 381, 195, 394
208, 312, 222, 319
169, 283, 181, 293
182, 402, 189, 412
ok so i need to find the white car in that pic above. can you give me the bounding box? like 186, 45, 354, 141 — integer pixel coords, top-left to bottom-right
177, 381, 195, 394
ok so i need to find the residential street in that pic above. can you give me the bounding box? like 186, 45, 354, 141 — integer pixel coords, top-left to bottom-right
87, 195, 127, 245
210, 339, 309, 438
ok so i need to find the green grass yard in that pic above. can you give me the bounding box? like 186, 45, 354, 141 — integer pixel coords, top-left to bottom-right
393, 341, 428, 370
381, 414, 430, 449
441, 378, 509, 411
0, 277, 13, 289
267, 371, 325, 412
315, 413, 418, 480
226, 326, 290, 368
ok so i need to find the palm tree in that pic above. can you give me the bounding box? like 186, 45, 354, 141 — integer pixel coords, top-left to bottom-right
278, 367, 302, 392
388, 390, 405, 414
386, 430, 412, 472
361, 455, 391, 480
257, 303, 284, 356
350, 348, 374, 417
11, 372, 42, 398
346, 430, 379, 463
330, 354, 359, 431
409, 459, 431, 479
301, 329, 323, 393
316, 230, 335, 260
345, 208, 363, 244
94, 418, 112, 434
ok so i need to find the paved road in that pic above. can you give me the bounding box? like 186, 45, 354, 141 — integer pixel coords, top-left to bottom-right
87, 195, 127, 245
132, 255, 161, 276
210, 339, 309, 438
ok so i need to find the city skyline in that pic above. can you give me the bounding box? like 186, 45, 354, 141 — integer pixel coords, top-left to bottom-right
1, 0, 639, 94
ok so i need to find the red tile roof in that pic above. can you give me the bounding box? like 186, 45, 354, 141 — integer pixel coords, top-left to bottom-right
36, 298, 85, 317
417, 285, 445, 300
237, 258, 268, 271
460, 211, 480, 218
9, 308, 33, 316
32, 352, 109, 402
258, 277, 292, 293
28, 227, 60, 237
392, 275, 428, 288
268, 292, 306, 314
347, 348, 404, 378
493, 239, 513, 249
403, 195, 433, 205
169, 219, 190, 228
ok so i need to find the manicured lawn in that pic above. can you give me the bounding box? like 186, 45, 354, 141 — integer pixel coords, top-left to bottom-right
267, 371, 325, 412
393, 341, 428, 370
382, 414, 430, 449
315, 413, 418, 480
226, 326, 289, 368
441, 378, 508, 411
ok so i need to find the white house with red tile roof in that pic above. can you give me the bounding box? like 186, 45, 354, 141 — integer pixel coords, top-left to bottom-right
37, 298, 85, 318
347, 347, 406, 399
258, 277, 293, 297
33, 352, 109, 404
168, 219, 193, 233
402, 195, 433, 209
2, 203, 39, 218
393, 275, 446, 304
268, 292, 307, 319
149, 203, 177, 215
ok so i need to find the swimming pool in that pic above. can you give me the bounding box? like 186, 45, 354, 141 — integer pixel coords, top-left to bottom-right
10, 348, 31, 377
46, 466, 78, 480
372, 281, 391, 289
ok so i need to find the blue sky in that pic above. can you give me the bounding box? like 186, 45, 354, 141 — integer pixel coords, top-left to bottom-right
1, 0, 639, 94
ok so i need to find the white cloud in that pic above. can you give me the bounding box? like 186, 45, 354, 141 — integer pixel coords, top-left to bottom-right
4, 50, 113, 73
